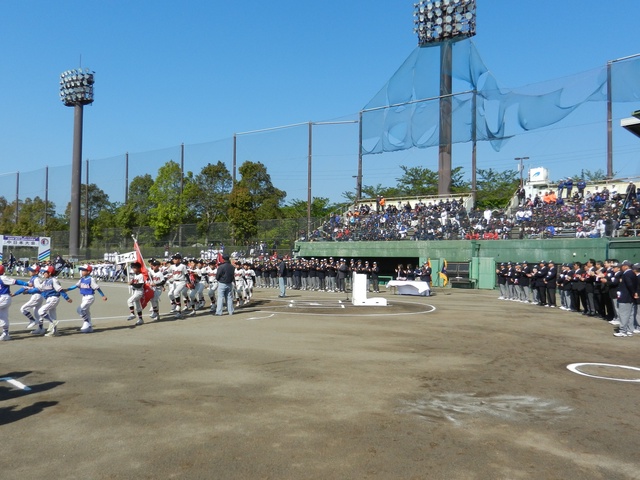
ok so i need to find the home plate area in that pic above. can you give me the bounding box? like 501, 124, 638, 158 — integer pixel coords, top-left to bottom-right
262, 297, 434, 316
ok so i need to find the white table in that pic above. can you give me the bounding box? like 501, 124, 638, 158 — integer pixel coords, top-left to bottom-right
386, 280, 430, 296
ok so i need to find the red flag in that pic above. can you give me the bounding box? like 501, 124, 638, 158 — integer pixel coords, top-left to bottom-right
133, 239, 154, 309
133, 240, 149, 281
217, 251, 225, 264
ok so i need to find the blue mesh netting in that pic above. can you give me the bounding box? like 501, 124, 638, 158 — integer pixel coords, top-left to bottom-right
361, 39, 640, 155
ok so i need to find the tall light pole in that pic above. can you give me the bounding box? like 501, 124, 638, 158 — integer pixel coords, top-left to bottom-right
60, 68, 94, 258
414, 0, 476, 195
514, 156, 529, 186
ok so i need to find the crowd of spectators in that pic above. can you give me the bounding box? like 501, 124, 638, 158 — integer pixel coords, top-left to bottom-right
307, 181, 640, 242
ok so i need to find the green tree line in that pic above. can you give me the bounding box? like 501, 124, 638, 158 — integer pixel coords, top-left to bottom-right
0, 160, 518, 247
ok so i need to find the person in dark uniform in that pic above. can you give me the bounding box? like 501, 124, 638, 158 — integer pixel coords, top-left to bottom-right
570, 261, 587, 313
583, 259, 597, 316
337, 259, 348, 293
370, 262, 380, 293
518, 262, 530, 302
534, 261, 548, 306
544, 260, 557, 307
496, 263, 507, 299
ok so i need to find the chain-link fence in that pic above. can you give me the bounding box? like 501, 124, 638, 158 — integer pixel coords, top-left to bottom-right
40, 218, 315, 260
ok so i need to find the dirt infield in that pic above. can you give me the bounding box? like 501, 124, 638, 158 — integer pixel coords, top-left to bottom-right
2, 282, 640, 479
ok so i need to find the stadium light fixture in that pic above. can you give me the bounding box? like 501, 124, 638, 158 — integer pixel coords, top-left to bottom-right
413, 0, 476, 45
59, 68, 95, 106
60, 67, 95, 258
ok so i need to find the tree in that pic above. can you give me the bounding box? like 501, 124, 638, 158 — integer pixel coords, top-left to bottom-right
237, 161, 286, 220
228, 185, 257, 243
450, 166, 471, 194
475, 168, 519, 209
341, 184, 401, 204
281, 197, 337, 219
395, 165, 439, 196
115, 174, 156, 236
15, 197, 60, 235
185, 162, 232, 240
148, 161, 190, 241
570, 169, 610, 182
63, 184, 114, 247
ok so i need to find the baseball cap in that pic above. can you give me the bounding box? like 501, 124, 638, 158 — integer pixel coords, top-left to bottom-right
79, 264, 93, 272
621, 260, 632, 267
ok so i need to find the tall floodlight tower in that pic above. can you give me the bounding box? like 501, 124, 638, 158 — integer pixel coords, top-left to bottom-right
60, 68, 95, 258
414, 0, 476, 195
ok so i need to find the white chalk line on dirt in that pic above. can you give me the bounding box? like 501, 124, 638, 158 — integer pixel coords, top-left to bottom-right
567, 363, 640, 383
259, 298, 436, 317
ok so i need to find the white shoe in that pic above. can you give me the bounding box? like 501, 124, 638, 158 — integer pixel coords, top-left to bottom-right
126, 314, 136, 321
135, 318, 144, 326
149, 312, 158, 320
170, 306, 177, 313
633, 329, 640, 334
0, 331, 11, 341
613, 331, 629, 337
26, 320, 39, 329
609, 320, 621, 325
31, 326, 46, 336
80, 321, 93, 333
45, 324, 59, 337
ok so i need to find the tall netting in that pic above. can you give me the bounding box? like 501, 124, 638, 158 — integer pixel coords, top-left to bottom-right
128, 146, 183, 190
18, 167, 47, 203
235, 118, 360, 203
88, 154, 126, 205
183, 138, 233, 179
48, 164, 72, 213
361, 39, 640, 154
0, 172, 18, 205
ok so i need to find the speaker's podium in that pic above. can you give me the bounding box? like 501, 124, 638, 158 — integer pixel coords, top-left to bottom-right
351, 273, 388, 306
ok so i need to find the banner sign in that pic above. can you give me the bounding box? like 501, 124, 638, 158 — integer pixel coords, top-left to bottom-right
116, 251, 137, 264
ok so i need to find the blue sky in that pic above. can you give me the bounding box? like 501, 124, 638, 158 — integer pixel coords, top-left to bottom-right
1, 0, 639, 210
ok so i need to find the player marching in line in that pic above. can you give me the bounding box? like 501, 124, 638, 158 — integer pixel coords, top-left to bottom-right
126, 262, 145, 325
234, 261, 247, 308
65, 264, 107, 333
167, 253, 188, 318
185, 258, 203, 316
148, 259, 166, 320
14, 265, 72, 337
204, 259, 218, 312
0, 265, 30, 341
243, 262, 255, 303
194, 259, 207, 309
20, 265, 44, 331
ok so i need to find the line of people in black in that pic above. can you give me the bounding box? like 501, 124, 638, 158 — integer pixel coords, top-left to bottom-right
253, 257, 383, 293
495, 259, 640, 326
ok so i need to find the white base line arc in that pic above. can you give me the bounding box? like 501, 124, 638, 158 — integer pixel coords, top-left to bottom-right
566, 363, 640, 383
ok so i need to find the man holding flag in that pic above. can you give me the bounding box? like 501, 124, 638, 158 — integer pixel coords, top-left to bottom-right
126, 237, 154, 325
